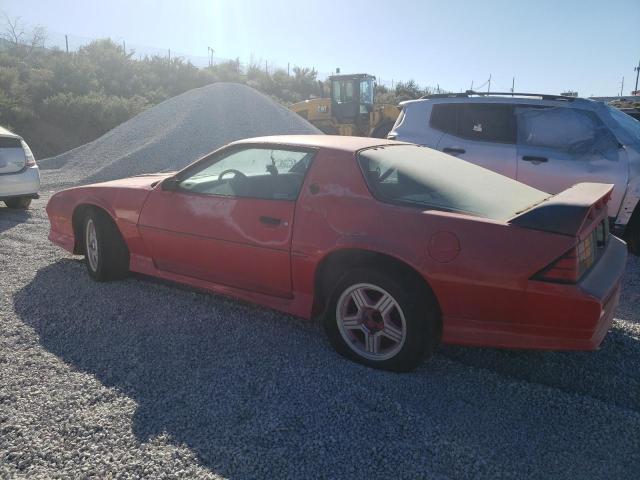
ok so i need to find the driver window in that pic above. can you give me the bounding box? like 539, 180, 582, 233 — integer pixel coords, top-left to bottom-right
178, 147, 315, 200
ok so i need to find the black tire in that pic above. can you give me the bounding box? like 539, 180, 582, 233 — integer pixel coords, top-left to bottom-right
623, 208, 640, 255
370, 121, 394, 139
4, 197, 32, 209
626, 226, 640, 256
82, 209, 130, 281
323, 268, 440, 372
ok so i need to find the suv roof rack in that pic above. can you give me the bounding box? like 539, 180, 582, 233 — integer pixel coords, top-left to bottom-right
419, 90, 579, 101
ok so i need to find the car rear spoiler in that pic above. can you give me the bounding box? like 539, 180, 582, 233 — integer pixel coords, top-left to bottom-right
509, 183, 613, 236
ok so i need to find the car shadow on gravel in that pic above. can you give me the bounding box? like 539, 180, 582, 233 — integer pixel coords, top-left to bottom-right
13, 259, 640, 478
0, 206, 33, 234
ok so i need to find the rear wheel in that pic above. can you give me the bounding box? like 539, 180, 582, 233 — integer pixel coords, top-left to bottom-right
623, 206, 640, 255
83, 209, 130, 281
323, 268, 440, 372
4, 197, 32, 209
626, 225, 640, 255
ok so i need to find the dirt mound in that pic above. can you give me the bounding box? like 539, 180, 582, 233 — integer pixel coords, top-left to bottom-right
39, 83, 320, 188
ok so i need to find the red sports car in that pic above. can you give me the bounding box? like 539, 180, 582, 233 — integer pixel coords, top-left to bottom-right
47, 136, 627, 371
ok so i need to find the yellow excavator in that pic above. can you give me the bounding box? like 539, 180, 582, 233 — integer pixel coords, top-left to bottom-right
289, 73, 399, 138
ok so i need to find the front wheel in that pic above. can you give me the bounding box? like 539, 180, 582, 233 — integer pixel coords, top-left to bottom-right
323, 268, 440, 372
4, 196, 32, 209
83, 209, 130, 281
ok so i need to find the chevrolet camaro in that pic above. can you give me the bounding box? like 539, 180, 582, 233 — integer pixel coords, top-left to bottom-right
46, 136, 627, 371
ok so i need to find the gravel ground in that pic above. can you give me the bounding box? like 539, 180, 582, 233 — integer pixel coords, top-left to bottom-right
37, 83, 320, 189
1, 195, 639, 479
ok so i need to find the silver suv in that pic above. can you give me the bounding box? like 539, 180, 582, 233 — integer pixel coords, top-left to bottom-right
0, 126, 40, 209
389, 92, 640, 252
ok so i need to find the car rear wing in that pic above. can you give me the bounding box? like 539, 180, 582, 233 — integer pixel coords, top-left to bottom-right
509, 183, 614, 236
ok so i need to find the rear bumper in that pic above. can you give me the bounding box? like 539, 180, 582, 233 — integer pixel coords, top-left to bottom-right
0, 165, 40, 199
442, 235, 627, 350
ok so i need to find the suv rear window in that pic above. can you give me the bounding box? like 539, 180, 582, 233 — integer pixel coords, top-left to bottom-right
429, 103, 516, 143
358, 144, 548, 220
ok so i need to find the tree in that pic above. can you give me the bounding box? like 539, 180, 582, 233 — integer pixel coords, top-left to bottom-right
2, 13, 46, 58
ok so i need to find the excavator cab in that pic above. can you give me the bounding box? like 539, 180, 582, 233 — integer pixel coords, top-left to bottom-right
288, 72, 397, 137
330, 74, 375, 124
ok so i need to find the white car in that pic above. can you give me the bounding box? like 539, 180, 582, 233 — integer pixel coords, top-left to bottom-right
0, 126, 40, 209
389, 92, 640, 253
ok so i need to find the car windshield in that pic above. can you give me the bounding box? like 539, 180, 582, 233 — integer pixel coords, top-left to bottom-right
358, 144, 550, 221
605, 105, 640, 142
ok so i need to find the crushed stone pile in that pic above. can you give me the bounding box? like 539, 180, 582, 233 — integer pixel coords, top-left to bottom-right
39, 83, 321, 188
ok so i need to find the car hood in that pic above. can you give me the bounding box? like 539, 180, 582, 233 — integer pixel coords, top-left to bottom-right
90, 172, 176, 190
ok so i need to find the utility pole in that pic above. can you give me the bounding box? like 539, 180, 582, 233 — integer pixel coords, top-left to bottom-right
634, 58, 640, 93
620, 76, 625, 97
287, 62, 290, 76
488, 74, 491, 93
168, 49, 171, 61
122, 40, 125, 55
511, 77, 515, 95
265, 60, 268, 75
470, 80, 474, 91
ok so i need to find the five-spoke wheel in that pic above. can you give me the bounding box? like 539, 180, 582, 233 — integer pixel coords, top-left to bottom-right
324, 268, 440, 372
336, 283, 407, 361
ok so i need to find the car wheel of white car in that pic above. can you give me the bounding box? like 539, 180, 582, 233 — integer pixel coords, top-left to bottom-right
83, 209, 130, 281
4, 197, 32, 209
323, 267, 440, 372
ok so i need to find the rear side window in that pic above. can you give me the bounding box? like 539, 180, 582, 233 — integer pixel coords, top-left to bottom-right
429, 103, 516, 143
429, 104, 458, 134
458, 104, 516, 143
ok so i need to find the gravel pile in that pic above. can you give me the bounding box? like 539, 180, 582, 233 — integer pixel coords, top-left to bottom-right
1, 196, 639, 479
38, 83, 320, 188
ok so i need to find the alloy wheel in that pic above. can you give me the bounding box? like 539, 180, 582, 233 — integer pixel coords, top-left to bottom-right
336, 283, 407, 361
85, 218, 99, 272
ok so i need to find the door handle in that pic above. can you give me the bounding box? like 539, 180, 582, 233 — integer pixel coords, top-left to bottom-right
522, 155, 548, 164
259, 216, 282, 226
443, 147, 466, 154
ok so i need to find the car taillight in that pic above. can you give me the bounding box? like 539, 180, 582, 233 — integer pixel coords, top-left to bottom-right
534, 227, 601, 284
21, 139, 36, 166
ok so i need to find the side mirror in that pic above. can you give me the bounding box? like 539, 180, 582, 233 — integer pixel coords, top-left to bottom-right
161, 177, 180, 191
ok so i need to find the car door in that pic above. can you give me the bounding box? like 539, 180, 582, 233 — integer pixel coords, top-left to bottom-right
137, 145, 316, 298
434, 103, 518, 178
515, 106, 628, 217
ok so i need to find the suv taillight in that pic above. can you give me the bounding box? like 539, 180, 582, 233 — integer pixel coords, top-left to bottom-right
534, 224, 604, 284
21, 139, 36, 166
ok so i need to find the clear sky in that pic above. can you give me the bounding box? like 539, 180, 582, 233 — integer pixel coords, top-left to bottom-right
2, 0, 639, 96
